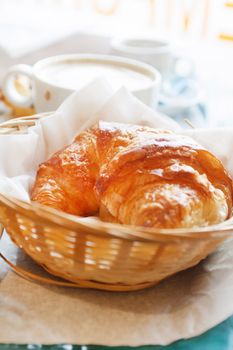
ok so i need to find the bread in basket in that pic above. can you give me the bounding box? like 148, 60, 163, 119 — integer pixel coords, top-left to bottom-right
0, 113, 233, 291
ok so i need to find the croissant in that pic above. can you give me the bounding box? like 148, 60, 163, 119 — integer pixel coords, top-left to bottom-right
31, 121, 233, 228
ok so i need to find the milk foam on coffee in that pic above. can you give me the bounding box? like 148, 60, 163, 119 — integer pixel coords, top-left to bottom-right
38, 60, 153, 91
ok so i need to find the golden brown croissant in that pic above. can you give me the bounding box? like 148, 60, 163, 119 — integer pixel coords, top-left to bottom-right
31, 121, 233, 228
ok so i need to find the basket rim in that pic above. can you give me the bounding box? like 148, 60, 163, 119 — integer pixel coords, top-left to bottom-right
0, 192, 233, 243
0, 112, 233, 242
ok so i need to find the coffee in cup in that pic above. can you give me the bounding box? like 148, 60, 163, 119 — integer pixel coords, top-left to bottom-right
3, 54, 161, 113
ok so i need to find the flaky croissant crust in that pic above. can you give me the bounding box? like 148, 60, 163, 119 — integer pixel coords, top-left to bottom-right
31, 121, 233, 228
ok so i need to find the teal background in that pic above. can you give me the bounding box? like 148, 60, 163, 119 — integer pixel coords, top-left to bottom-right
1, 316, 233, 350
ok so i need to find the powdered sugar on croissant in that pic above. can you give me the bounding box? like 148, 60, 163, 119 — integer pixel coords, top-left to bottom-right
31, 121, 233, 228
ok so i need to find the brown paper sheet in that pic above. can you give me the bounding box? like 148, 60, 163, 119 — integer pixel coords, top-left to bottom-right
0, 232, 233, 346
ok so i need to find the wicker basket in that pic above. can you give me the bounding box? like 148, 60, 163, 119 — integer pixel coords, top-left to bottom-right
0, 113, 233, 291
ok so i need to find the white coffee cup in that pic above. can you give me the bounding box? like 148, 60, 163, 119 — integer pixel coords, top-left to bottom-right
111, 37, 194, 79
2, 54, 161, 113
